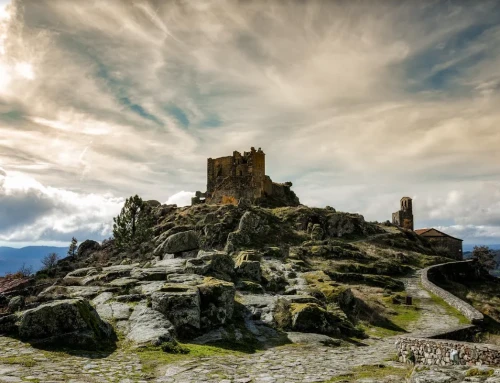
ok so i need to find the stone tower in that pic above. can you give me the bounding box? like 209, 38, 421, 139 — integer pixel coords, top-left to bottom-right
392, 197, 414, 231
192, 147, 300, 207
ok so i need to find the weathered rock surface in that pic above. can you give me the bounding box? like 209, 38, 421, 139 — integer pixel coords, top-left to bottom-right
151, 284, 201, 333
286, 331, 341, 347
410, 366, 500, 383
198, 277, 235, 330
185, 251, 235, 281
77, 239, 101, 258
126, 304, 175, 348
15, 298, 114, 349
235, 260, 262, 282
156, 230, 199, 255
7, 295, 24, 312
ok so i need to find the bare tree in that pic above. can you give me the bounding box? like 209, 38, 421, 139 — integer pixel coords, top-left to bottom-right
41, 252, 60, 270
17, 263, 33, 277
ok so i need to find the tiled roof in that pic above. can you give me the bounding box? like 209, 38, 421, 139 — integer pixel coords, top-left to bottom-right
414, 228, 463, 241
414, 228, 431, 235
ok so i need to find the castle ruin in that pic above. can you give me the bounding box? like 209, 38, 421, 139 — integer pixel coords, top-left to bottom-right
192, 147, 300, 207
392, 196, 414, 231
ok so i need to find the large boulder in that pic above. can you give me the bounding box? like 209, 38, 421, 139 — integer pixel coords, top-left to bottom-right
126, 305, 175, 348
197, 277, 235, 330
15, 298, 114, 349
273, 299, 357, 337
0, 314, 17, 334
225, 211, 271, 253
7, 295, 25, 312
156, 230, 199, 256
290, 303, 341, 336
326, 213, 381, 238
185, 251, 235, 282
235, 260, 261, 282
151, 284, 201, 335
77, 240, 101, 258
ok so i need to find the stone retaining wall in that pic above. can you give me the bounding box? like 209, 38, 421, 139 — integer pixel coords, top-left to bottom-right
397, 337, 500, 367
421, 260, 484, 324
396, 260, 493, 366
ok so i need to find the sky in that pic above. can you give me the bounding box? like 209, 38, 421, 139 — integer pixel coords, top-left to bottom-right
0, 0, 500, 248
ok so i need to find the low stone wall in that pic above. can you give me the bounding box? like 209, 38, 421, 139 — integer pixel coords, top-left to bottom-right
395, 260, 493, 366
421, 260, 484, 324
397, 337, 500, 367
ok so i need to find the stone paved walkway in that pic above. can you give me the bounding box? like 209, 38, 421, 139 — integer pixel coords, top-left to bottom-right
153, 272, 461, 383
0, 337, 144, 383
0, 271, 460, 383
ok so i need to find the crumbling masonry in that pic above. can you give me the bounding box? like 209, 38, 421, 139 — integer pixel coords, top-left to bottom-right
192, 147, 300, 207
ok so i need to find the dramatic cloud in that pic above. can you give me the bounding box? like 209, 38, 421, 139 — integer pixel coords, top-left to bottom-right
0, 168, 123, 246
0, 0, 499, 245
166, 191, 195, 208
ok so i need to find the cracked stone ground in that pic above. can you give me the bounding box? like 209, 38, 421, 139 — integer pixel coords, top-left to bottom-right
0, 272, 461, 383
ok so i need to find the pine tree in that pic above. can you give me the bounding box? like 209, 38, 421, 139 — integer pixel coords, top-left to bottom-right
113, 195, 154, 250
68, 237, 78, 257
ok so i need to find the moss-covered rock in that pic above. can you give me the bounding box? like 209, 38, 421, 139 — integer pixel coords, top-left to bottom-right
15, 298, 115, 349
151, 285, 201, 334
290, 303, 340, 336
197, 277, 235, 331
303, 271, 356, 311
326, 271, 405, 291
185, 251, 235, 282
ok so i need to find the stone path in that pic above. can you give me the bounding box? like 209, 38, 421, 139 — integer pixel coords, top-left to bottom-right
401, 270, 460, 336
0, 337, 144, 383
153, 271, 461, 383
0, 271, 461, 383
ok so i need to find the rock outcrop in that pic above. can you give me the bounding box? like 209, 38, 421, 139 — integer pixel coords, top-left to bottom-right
8, 298, 114, 349
0, 202, 448, 354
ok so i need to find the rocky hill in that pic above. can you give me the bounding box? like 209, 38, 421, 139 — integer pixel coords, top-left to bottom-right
0, 203, 453, 354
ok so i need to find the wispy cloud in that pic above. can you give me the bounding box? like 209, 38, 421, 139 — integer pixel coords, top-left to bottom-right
0, 0, 499, 244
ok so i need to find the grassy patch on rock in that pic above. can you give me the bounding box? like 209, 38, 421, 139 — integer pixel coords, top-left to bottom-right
137, 342, 252, 377
324, 363, 412, 382
360, 293, 422, 338
0, 355, 37, 367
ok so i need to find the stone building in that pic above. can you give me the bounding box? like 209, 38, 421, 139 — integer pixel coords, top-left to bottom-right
192, 147, 300, 207
392, 197, 414, 231
414, 228, 463, 260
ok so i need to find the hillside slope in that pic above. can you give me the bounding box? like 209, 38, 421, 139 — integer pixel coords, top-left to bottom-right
0, 203, 456, 353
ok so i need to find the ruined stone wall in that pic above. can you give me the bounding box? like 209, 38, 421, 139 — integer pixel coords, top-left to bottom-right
201, 148, 299, 207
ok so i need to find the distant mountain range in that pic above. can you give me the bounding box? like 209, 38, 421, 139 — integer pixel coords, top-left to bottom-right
0, 246, 68, 276
463, 244, 500, 252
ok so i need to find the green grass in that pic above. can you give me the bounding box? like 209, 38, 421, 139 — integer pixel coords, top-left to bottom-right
137, 342, 254, 377
387, 298, 422, 330
425, 288, 470, 324
361, 296, 422, 338
0, 355, 37, 367
465, 368, 494, 377
323, 364, 412, 382
362, 324, 403, 338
